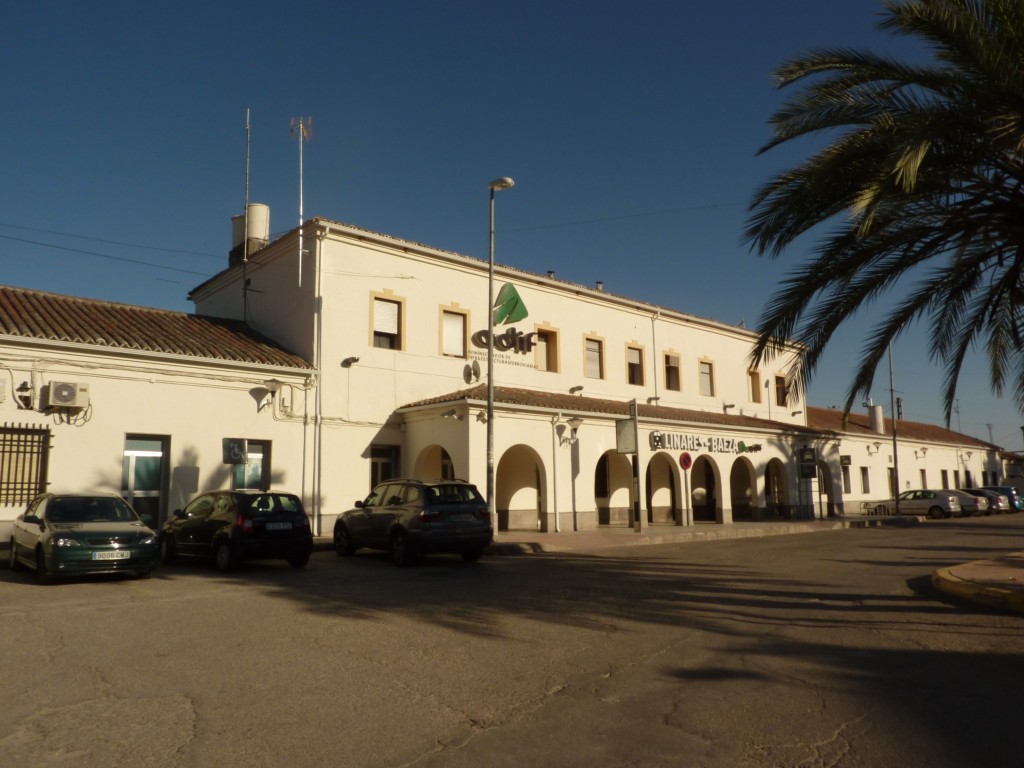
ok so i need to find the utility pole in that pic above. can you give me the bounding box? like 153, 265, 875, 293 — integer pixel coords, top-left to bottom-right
889, 344, 901, 513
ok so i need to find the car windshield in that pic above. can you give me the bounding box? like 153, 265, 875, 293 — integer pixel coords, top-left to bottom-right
426, 485, 483, 504
48, 496, 138, 524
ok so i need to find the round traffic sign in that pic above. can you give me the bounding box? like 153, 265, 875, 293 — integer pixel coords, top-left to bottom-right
680, 452, 692, 471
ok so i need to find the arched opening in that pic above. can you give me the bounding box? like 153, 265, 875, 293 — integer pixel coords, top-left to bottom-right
729, 457, 756, 521
497, 444, 545, 531
595, 450, 633, 526
691, 455, 720, 522
645, 452, 679, 524
816, 460, 839, 517
412, 444, 456, 481
765, 458, 790, 519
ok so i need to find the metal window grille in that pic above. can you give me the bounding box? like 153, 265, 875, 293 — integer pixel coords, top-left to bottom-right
0, 423, 51, 506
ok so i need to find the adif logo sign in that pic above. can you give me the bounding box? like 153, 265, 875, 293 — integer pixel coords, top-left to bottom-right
492, 283, 529, 325
471, 284, 535, 354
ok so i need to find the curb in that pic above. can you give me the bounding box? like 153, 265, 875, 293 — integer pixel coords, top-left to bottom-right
310, 515, 924, 557
931, 567, 1024, 613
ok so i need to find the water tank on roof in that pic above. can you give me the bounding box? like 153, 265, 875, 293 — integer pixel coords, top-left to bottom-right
229, 204, 270, 266
231, 203, 270, 249
869, 404, 886, 435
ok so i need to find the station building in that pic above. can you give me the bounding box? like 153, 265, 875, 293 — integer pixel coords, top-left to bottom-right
0, 209, 1008, 540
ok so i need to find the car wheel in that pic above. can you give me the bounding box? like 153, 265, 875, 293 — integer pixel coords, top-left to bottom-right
461, 548, 485, 563
287, 552, 310, 569
927, 506, 944, 520
390, 530, 414, 568
35, 548, 53, 585
159, 536, 177, 565
8, 539, 21, 571
333, 524, 356, 556
214, 540, 238, 573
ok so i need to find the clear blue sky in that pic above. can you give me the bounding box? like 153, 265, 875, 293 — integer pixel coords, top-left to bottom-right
3, 0, 1020, 449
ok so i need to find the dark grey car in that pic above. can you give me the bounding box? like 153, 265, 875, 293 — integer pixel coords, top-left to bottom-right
333, 479, 493, 566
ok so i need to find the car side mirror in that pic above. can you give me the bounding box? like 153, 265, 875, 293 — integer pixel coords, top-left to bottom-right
172, 509, 186, 519
354, 500, 364, 509
24, 514, 43, 529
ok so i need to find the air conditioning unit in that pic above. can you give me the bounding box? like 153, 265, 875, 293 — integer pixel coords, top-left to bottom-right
45, 381, 90, 409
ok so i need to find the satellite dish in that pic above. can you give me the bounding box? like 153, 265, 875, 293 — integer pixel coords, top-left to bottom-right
463, 365, 473, 385
471, 360, 481, 381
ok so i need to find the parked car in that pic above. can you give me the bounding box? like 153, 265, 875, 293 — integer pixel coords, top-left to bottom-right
896, 489, 961, 519
160, 490, 313, 571
948, 489, 988, 517
334, 479, 493, 566
965, 488, 1011, 514
981, 486, 1023, 512
8, 493, 158, 583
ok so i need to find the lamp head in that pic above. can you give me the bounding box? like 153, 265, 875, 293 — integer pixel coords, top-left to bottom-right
489, 177, 515, 191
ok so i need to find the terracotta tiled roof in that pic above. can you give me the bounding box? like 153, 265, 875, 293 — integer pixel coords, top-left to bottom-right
0, 285, 312, 369
402, 384, 822, 434
806, 406, 992, 448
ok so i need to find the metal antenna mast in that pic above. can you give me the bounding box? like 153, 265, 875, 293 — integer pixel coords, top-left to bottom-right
290, 117, 312, 286
242, 109, 252, 320
244, 109, 251, 263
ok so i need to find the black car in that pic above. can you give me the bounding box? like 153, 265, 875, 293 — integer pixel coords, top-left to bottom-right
333, 479, 492, 566
160, 490, 313, 571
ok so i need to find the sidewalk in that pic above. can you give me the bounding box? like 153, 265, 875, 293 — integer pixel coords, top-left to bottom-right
314, 514, 1024, 613
931, 553, 1024, 613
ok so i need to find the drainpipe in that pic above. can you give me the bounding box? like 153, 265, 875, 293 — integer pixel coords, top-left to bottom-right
650, 311, 660, 402
550, 415, 560, 532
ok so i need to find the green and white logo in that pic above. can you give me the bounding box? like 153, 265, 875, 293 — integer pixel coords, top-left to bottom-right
493, 283, 529, 326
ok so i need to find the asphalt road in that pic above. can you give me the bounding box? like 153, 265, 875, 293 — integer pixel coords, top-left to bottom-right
2, 516, 1023, 768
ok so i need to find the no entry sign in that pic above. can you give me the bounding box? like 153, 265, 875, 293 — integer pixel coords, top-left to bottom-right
679, 452, 693, 471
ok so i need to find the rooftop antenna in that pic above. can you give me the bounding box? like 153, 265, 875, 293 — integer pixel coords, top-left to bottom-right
244, 109, 251, 264
242, 108, 252, 321
290, 116, 312, 287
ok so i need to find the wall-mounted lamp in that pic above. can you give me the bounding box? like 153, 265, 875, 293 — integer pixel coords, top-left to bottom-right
341, 356, 360, 367
867, 442, 882, 455
441, 408, 463, 421
647, 396, 660, 404
791, 410, 803, 417
262, 378, 283, 398
569, 385, 584, 395
723, 403, 736, 411
567, 416, 583, 442
915, 447, 928, 459
15, 381, 32, 409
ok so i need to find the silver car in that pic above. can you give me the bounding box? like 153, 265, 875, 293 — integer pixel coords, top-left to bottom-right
965, 488, 1010, 514
949, 489, 987, 517
896, 489, 961, 519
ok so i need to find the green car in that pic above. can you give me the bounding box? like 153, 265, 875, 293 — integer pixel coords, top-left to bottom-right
8, 493, 159, 583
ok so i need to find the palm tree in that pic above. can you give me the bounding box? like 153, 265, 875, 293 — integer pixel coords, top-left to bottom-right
745, 0, 1024, 424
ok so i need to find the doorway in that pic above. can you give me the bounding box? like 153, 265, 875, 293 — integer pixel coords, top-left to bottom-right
122, 435, 168, 529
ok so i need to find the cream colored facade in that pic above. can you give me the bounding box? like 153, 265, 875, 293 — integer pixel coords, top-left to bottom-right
0, 216, 1007, 542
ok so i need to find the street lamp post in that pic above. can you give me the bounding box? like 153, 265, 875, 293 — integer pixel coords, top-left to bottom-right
487, 177, 515, 537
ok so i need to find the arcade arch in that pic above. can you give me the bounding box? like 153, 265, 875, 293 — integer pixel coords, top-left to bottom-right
412, 444, 456, 481
496, 444, 545, 531
595, 450, 633, 526
765, 458, 789, 519
729, 457, 757, 521
690, 455, 721, 522
645, 452, 679, 524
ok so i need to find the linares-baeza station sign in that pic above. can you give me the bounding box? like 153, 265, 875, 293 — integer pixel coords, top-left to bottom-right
649, 431, 764, 455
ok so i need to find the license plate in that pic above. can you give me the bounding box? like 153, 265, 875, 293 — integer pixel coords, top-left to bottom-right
93, 550, 130, 560
451, 514, 475, 522
265, 522, 292, 531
